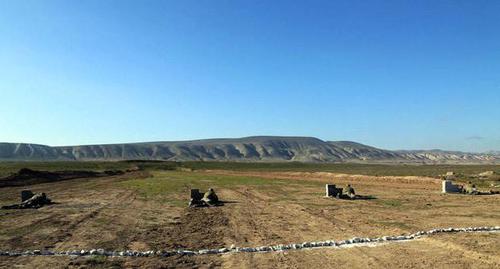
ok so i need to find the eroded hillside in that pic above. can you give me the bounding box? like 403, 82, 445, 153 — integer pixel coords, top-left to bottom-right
0, 136, 498, 163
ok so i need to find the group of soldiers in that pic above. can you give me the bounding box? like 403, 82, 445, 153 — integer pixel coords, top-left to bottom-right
188, 188, 220, 207
325, 183, 358, 199
461, 181, 499, 195
451, 181, 499, 195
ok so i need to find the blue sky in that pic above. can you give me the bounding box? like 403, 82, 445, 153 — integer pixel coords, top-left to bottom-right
1, 0, 499, 152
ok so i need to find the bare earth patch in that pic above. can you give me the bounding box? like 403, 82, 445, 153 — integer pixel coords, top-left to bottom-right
0, 169, 499, 268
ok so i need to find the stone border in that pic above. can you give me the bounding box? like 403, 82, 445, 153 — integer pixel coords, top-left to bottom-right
0, 226, 498, 258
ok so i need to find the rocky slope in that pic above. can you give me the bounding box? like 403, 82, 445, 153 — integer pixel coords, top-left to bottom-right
0, 136, 498, 163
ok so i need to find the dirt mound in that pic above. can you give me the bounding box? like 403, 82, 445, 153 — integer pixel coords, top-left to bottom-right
0, 168, 124, 188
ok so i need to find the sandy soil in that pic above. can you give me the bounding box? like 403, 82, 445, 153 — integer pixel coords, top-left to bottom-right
0, 170, 499, 268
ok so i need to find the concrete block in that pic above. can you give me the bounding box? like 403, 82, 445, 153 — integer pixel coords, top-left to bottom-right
325, 184, 343, 197
21, 190, 34, 202
442, 180, 462, 193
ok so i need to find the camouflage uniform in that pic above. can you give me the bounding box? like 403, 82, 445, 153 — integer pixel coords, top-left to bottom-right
345, 184, 356, 199
1, 192, 52, 209
466, 181, 478, 195
203, 188, 219, 205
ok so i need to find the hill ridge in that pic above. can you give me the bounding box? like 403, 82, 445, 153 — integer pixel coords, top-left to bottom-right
0, 136, 498, 163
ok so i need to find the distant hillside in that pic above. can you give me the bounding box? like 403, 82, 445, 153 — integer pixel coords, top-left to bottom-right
0, 136, 498, 163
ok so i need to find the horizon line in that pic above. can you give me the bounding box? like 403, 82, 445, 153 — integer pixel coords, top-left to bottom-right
0, 135, 496, 154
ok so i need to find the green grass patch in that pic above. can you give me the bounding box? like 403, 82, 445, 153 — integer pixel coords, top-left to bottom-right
1, 161, 499, 178
119, 171, 322, 206
179, 162, 500, 177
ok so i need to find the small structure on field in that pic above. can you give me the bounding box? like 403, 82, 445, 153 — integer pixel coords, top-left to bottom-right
21, 190, 34, 202
443, 171, 455, 180
325, 184, 343, 198
442, 180, 463, 193
189, 188, 221, 207
189, 189, 205, 207
191, 189, 204, 200
1, 191, 53, 209
325, 184, 369, 200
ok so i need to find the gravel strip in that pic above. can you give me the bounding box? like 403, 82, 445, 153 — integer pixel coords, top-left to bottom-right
0, 226, 498, 258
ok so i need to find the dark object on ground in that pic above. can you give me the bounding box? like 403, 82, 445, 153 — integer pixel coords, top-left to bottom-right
189, 188, 222, 207
21, 190, 34, 202
104, 170, 124, 176
189, 189, 206, 207
2, 192, 53, 209
326, 183, 372, 200
470, 190, 500, 196
0, 168, 125, 188
191, 189, 204, 200
349, 195, 377, 200
325, 184, 343, 197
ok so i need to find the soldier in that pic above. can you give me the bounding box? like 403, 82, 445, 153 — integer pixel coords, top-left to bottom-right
345, 184, 356, 199
469, 183, 478, 195
202, 188, 219, 206
466, 181, 478, 195
20, 193, 51, 208
1, 192, 52, 209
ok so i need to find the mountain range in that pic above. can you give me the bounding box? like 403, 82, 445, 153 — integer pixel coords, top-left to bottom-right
0, 136, 498, 163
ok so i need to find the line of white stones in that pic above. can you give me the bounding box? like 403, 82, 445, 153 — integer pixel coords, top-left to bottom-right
0, 226, 498, 258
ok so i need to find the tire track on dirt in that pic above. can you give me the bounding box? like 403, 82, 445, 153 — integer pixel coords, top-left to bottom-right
225, 188, 286, 243
221, 187, 413, 269
222, 188, 293, 268
126, 201, 230, 268
53, 190, 137, 250
424, 237, 500, 266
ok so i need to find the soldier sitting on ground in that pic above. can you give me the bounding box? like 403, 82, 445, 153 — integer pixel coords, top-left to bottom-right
466, 181, 479, 195
1, 192, 52, 209
202, 188, 219, 206
345, 184, 356, 199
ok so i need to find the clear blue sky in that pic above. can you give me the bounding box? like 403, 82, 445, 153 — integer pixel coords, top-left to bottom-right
1, 0, 499, 152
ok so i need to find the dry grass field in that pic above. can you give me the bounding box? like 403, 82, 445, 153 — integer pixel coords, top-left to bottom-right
0, 163, 499, 268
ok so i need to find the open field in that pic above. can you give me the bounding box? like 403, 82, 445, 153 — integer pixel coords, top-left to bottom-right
0, 162, 499, 268
2, 161, 500, 177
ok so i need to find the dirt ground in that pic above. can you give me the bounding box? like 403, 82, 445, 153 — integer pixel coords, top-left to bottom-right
0, 169, 499, 268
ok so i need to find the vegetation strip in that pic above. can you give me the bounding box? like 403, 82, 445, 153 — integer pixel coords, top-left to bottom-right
0, 226, 498, 258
